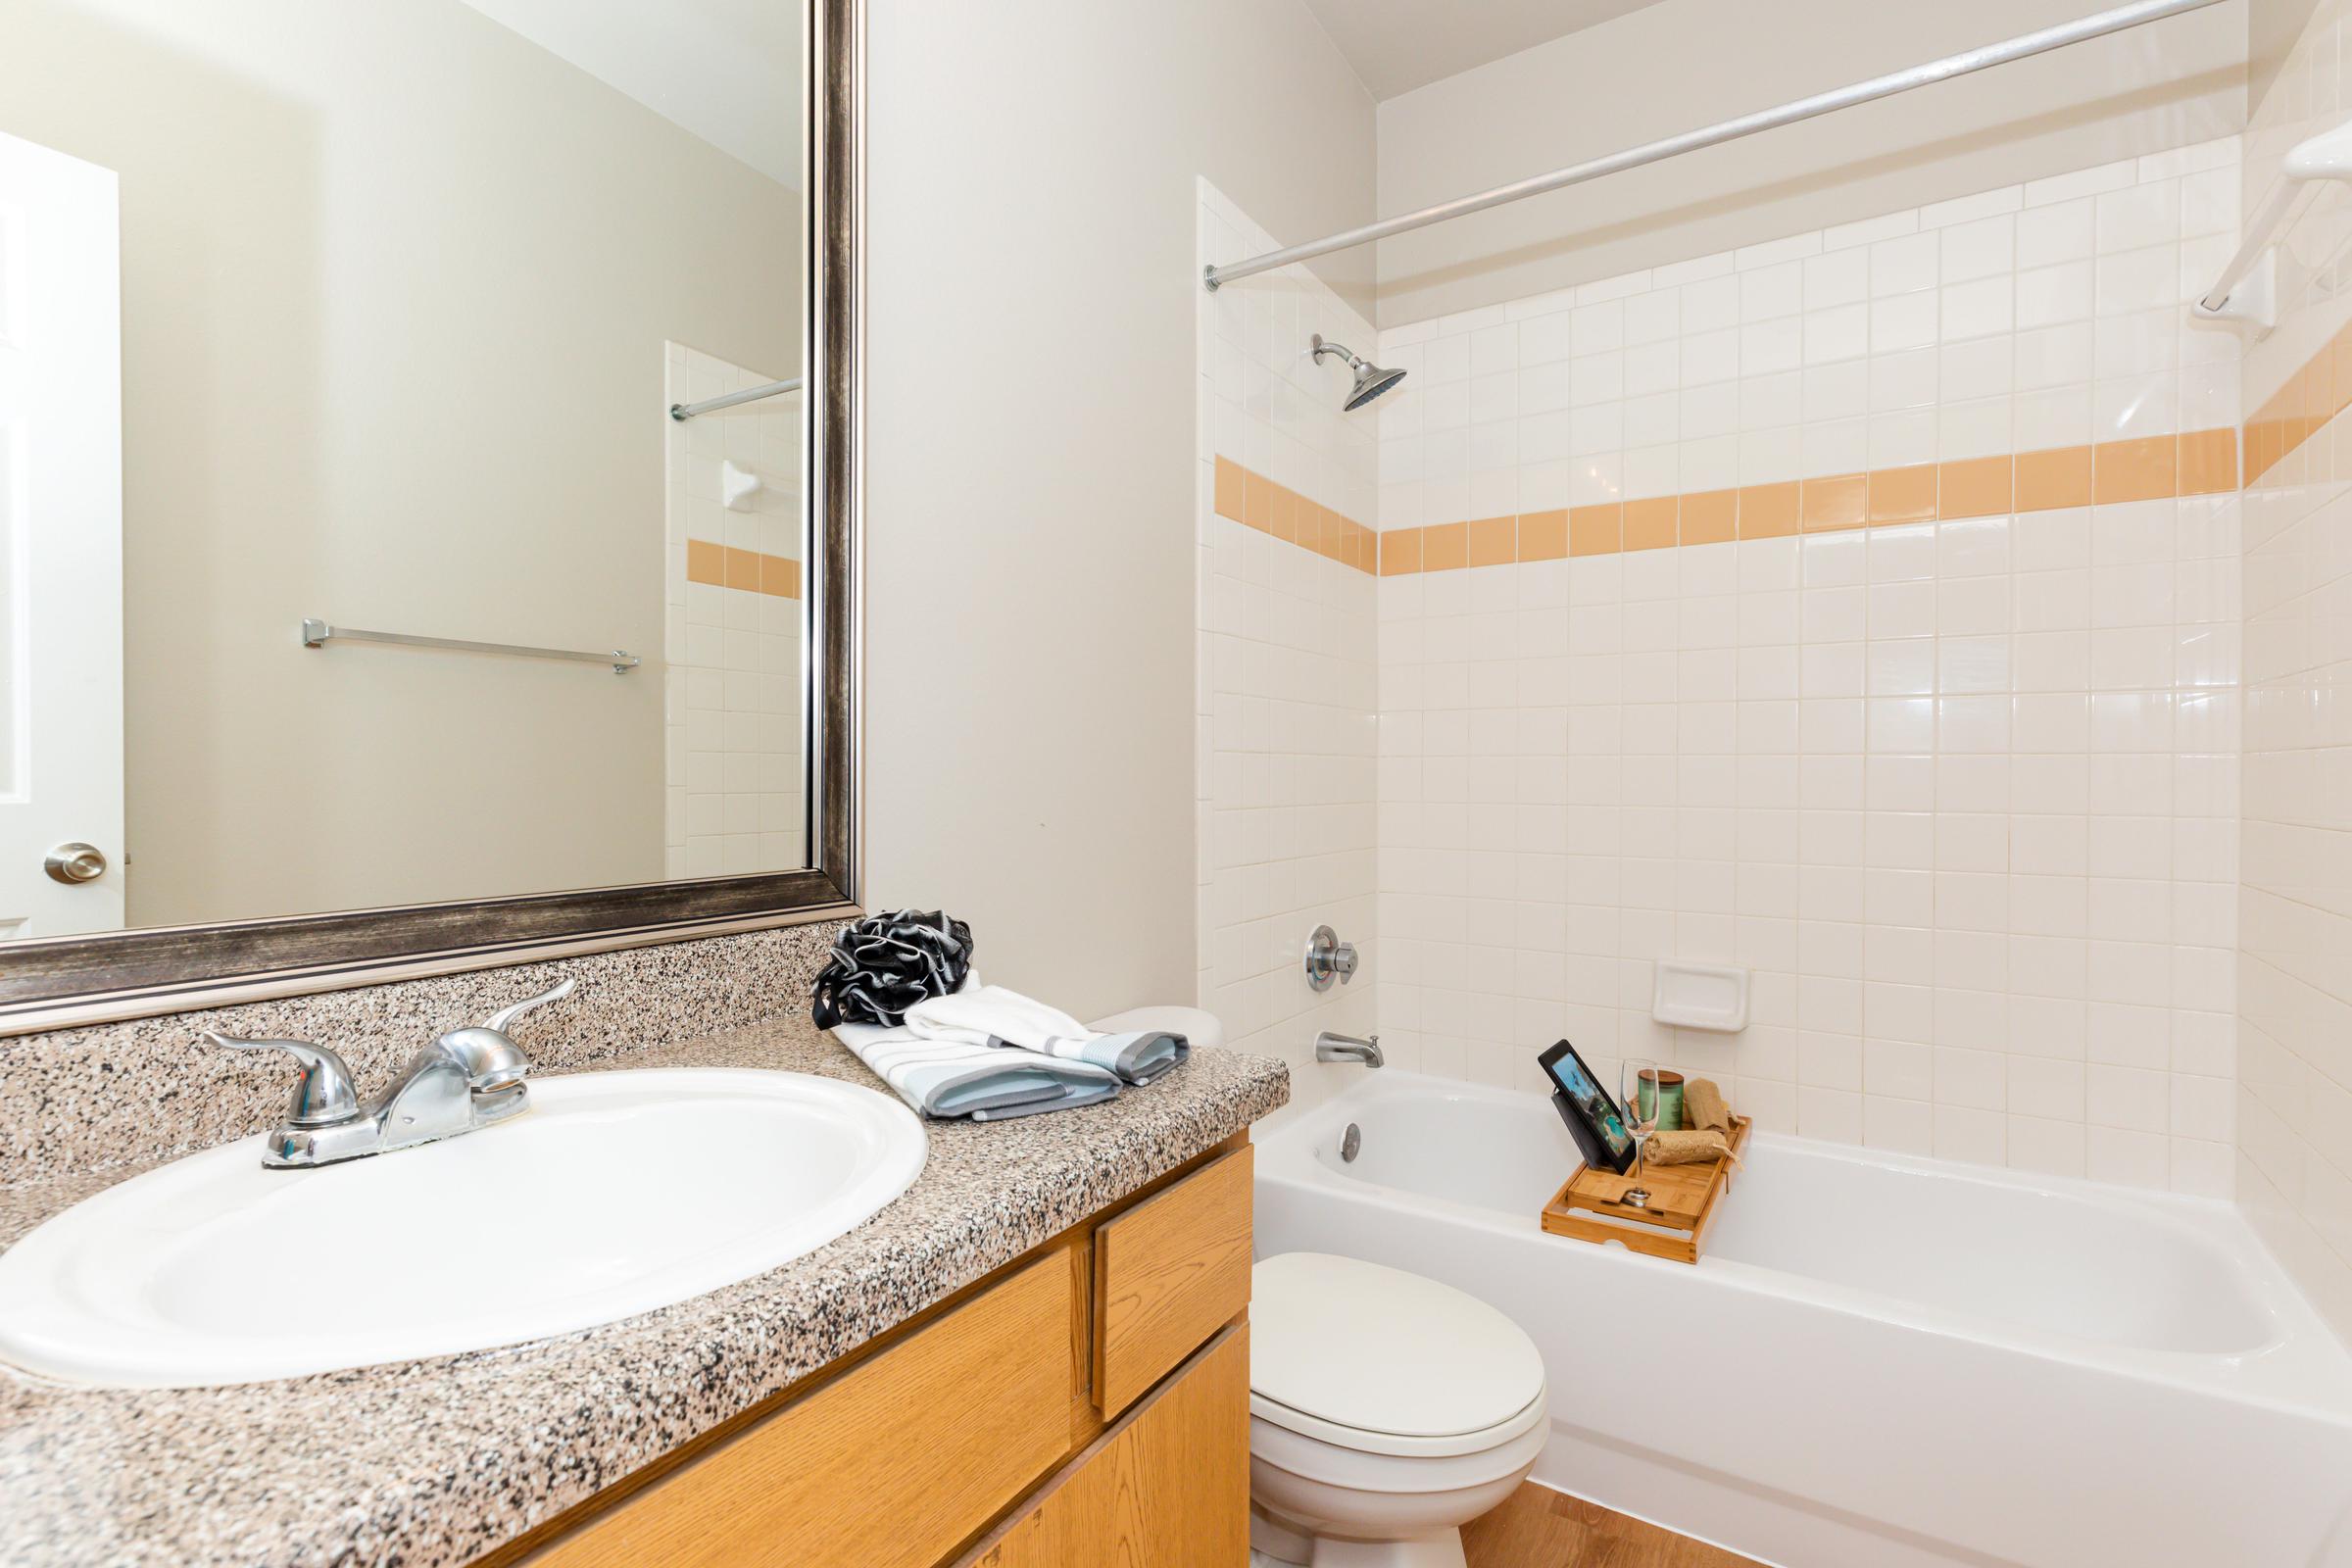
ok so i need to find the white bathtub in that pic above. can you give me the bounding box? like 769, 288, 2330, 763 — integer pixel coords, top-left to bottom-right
1252, 1071, 2352, 1568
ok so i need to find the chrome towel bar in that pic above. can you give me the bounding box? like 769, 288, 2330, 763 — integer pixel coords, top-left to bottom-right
299, 618, 640, 674
669, 376, 802, 420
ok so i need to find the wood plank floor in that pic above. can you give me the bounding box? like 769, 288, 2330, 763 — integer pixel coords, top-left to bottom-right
1461, 1483, 1762, 1568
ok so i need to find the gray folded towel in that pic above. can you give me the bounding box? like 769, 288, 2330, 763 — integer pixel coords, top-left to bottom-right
904, 984, 1191, 1086
832, 1021, 1119, 1120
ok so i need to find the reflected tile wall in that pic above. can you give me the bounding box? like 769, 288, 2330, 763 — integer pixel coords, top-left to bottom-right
662, 343, 805, 879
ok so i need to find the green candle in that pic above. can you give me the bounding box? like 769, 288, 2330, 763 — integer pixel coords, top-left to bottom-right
1636, 1069, 1688, 1131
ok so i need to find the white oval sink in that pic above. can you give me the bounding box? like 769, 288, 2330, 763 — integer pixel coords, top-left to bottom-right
0, 1068, 926, 1388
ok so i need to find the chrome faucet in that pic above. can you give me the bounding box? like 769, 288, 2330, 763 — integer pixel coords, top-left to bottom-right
1315, 1030, 1383, 1068
206, 978, 575, 1168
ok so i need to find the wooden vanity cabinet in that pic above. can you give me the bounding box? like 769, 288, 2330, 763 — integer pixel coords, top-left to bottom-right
962, 1326, 1250, 1567
501, 1140, 1254, 1568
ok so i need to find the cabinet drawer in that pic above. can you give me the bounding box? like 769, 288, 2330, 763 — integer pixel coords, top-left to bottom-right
524, 1250, 1075, 1568
1091, 1146, 1252, 1416
966, 1325, 1250, 1568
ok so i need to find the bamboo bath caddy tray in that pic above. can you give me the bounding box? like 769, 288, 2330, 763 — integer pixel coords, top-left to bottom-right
1540, 1116, 1752, 1264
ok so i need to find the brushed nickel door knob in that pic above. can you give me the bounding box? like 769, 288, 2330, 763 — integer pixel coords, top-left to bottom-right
43, 843, 107, 885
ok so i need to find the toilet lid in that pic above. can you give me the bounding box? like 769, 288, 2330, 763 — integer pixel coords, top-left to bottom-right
1250, 1252, 1546, 1446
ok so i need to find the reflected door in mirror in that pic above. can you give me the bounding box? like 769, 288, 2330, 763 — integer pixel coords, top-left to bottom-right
0, 129, 123, 939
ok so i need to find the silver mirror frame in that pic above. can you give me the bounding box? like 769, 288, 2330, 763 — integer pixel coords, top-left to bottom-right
0, 0, 865, 1033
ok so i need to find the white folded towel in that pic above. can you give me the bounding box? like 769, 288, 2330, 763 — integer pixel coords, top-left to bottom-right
833, 1020, 1120, 1121
905, 984, 1191, 1086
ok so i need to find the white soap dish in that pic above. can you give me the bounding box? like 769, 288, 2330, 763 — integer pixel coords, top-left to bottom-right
1651, 960, 1748, 1032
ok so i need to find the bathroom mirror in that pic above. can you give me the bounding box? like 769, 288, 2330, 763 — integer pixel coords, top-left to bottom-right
0, 0, 860, 1025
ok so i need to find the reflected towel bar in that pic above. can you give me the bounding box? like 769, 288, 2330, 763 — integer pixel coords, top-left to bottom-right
669, 376, 802, 421
300, 618, 640, 675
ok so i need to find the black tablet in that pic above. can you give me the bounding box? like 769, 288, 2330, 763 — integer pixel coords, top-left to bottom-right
1539, 1038, 1637, 1174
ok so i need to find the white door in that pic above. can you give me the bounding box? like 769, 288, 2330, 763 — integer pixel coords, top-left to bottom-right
0, 131, 123, 938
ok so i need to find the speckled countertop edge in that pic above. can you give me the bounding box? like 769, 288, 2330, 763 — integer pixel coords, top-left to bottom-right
0, 1016, 1289, 1568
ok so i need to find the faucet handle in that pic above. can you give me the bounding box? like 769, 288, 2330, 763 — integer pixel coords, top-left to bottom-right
479, 976, 576, 1036
1303, 925, 1359, 991
205, 1033, 363, 1128
435, 977, 575, 1091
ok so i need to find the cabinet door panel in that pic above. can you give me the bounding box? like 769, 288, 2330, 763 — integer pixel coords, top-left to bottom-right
1093, 1148, 1252, 1415
974, 1325, 1250, 1568
526, 1250, 1075, 1568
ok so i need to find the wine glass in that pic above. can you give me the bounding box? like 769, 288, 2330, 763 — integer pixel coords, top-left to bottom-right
1619, 1056, 1662, 1209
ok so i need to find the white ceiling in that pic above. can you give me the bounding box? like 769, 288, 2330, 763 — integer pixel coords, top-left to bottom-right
1301, 0, 1671, 100
456, 0, 802, 188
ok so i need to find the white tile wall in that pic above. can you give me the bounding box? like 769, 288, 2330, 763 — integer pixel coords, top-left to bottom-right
1375, 515, 2239, 1191
1368, 149, 2246, 1194
663, 343, 805, 879
2237, 0, 2352, 1339
1196, 181, 1378, 1103
1374, 138, 2242, 522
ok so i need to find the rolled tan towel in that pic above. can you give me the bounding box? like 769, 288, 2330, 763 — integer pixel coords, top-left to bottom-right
1685, 1076, 1734, 1135
1644, 1129, 1737, 1165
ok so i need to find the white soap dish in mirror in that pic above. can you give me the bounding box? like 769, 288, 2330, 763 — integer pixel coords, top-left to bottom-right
1651, 961, 1748, 1032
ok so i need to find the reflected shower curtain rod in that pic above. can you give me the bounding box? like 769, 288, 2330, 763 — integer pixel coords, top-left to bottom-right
1201, 0, 2227, 291
669, 376, 804, 420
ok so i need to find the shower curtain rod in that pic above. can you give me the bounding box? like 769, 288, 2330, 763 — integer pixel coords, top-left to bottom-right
1201, 0, 2227, 292
669, 376, 803, 420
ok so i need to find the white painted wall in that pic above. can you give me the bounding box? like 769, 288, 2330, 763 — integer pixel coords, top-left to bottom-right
1374, 0, 2248, 325
454, 0, 804, 189
2251, 0, 2328, 113
862, 0, 1376, 1018
0, 0, 798, 927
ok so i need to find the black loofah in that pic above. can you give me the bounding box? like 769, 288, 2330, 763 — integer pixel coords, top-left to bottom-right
809, 908, 976, 1029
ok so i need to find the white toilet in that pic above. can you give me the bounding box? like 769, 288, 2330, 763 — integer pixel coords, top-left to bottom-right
1248, 1252, 1550, 1568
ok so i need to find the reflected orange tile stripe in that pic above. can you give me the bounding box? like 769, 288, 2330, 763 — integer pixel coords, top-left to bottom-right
686, 538, 803, 599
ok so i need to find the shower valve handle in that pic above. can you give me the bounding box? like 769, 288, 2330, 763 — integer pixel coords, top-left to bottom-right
1304, 925, 1357, 992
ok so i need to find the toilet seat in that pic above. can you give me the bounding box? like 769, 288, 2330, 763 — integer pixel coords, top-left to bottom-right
1250, 1253, 1548, 1459
1250, 1387, 1548, 1459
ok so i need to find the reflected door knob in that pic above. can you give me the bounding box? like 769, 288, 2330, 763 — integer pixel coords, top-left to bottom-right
43, 843, 107, 885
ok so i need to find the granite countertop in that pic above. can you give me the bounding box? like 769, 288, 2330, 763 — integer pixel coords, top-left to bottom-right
0, 1014, 1289, 1568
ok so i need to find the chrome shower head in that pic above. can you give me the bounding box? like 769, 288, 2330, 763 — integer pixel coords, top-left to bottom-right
1311, 333, 1406, 412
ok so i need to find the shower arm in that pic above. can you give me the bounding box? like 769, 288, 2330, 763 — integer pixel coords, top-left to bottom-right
1201, 0, 2227, 291
1310, 336, 1364, 368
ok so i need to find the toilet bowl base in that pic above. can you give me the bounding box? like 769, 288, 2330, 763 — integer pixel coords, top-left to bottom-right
1252, 1506, 1468, 1568
1251, 1507, 1313, 1563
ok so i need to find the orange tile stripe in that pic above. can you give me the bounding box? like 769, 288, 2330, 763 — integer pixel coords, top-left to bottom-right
686, 538, 803, 599
1374, 428, 2240, 575
1212, 455, 1379, 574
2244, 315, 2352, 485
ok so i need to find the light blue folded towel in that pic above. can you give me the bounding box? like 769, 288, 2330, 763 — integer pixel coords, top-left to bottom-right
832, 1021, 1120, 1120
905, 984, 1191, 1086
